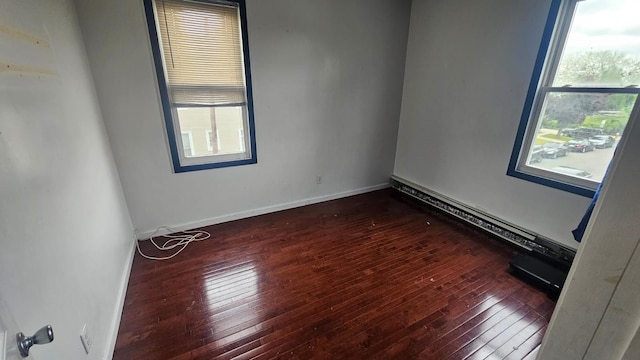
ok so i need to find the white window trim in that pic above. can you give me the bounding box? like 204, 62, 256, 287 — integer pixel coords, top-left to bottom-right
238, 128, 245, 152
216, 128, 222, 151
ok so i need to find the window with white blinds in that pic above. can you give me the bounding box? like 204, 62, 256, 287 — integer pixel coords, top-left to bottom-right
144, 0, 256, 172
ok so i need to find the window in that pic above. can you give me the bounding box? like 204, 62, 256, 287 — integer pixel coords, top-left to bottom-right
509, 0, 640, 196
181, 131, 194, 156
205, 130, 214, 151
144, 0, 256, 172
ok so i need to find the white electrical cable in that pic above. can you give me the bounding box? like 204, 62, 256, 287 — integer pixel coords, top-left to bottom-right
136, 226, 211, 261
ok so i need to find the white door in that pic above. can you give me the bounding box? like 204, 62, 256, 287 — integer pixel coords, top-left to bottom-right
0, 298, 41, 360
0, 299, 26, 360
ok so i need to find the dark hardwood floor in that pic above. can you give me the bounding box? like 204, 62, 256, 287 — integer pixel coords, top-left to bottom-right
114, 189, 555, 359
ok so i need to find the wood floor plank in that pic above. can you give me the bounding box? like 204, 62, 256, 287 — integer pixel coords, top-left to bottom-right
488, 316, 549, 359
113, 189, 556, 359
503, 328, 547, 360
521, 344, 542, 360
377, 275, 527, 359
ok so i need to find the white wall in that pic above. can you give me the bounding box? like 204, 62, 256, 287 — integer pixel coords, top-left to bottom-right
74, 0, 411, 236
394, 0, 591, 249
537, 95, 640, 360
0, 0, 134, 359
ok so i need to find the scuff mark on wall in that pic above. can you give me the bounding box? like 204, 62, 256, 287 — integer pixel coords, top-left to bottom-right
0, 23, 50, 47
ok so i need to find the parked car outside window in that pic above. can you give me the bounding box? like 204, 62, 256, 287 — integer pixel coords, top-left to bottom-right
588, 135, 615, 149
541, 142, 568, 158
551, 166, 592, 179
561, 127, 603, 138
566, 139, 594, 153
530, 145, 544, 163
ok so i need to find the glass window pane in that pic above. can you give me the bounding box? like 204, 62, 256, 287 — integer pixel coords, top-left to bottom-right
554, 0, 640, 88
176, 106, 246, 158
214, 107, 245, 155
177, 108, 213, 158
525, 92, 636, 182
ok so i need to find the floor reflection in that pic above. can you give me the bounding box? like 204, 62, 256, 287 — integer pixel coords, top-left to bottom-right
202, 263, 266, 341
471, 298, 525, 345
203, 263, 259, 308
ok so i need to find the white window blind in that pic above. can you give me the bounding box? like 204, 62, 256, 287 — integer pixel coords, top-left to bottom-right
154, 0, 247, 107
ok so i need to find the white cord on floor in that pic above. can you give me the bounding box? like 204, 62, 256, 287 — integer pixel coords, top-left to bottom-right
136, 226, 211, 261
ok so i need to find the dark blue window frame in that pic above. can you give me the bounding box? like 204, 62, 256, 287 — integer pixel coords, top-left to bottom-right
143, 0, 257, 173
507, 0, 596, 198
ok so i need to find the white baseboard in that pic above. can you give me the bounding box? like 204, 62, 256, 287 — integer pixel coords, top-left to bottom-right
104, 238, 136, 360
135, 183, 390, 239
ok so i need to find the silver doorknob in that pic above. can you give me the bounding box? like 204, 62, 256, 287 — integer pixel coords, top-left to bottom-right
16, 325, 54, 358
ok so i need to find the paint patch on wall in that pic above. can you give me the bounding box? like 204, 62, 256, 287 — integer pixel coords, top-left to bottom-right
0, 7, 56, 77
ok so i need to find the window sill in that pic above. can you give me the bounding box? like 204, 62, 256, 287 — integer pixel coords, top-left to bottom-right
173, 157, 257, 173
506, 168, 595, 198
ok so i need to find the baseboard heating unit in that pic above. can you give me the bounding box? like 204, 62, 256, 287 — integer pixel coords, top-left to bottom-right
390, 175, 576, 270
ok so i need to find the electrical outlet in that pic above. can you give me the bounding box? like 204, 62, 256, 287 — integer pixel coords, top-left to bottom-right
80, 323, 92, 354
316, 176, 323, 184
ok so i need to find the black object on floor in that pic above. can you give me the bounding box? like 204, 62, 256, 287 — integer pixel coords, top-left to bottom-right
510, 254, 569, 299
